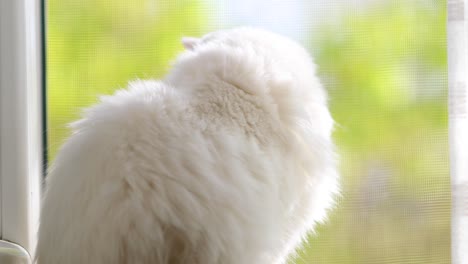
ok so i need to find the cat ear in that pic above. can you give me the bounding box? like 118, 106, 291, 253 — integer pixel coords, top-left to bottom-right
182, 37, 200, 50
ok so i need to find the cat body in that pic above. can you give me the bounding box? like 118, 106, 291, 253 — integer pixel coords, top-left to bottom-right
36, 27, 339, 264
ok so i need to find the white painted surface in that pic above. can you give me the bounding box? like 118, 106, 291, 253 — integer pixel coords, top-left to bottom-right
0, 240, 31, 264
0, 0, 43, 259
448, 0, 468, 263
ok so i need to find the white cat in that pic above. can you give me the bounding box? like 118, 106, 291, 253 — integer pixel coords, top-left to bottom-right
36, 27, 339, 264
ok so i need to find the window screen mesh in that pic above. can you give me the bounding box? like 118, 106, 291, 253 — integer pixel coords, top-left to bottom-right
46, 0, 450, 263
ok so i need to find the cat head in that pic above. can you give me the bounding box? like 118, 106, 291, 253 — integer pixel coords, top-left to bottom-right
166, 27, 333, 138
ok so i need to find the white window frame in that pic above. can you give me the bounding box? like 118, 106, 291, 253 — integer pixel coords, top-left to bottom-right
0, 0, 43, 260
448, 1, 468, 263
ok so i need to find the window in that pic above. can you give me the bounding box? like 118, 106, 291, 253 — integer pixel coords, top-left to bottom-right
45, 1, 451, 263
1, 0, 463, 263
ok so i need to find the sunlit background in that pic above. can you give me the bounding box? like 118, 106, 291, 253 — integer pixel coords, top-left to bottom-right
46, 0, 449, 263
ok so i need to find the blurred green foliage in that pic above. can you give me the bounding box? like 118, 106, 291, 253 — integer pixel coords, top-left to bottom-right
292, 1, 449, 264
47, 1, 450, 263
47, 0, 210, 158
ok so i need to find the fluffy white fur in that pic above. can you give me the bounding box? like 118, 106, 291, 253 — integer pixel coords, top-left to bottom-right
36, 27, 339, 264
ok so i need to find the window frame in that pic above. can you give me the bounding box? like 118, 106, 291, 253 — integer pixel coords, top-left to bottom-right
0, 0, 44, 258
448, 1, 468, 263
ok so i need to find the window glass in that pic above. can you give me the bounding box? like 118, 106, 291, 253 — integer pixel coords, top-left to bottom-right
46, 1, 449, 263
